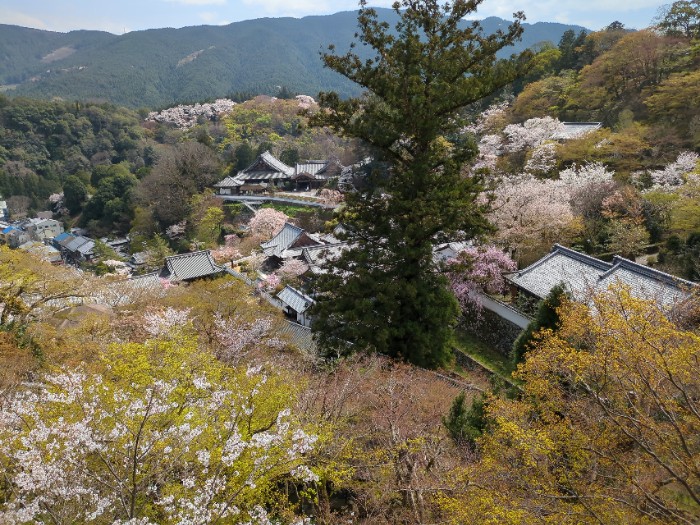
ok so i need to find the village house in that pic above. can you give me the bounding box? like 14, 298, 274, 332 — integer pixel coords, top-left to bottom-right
24, 218, 64, 242
52, 232, 95, 263
214, 151, 342, 195
1, 226, 29, 248
432, 241, 472, 263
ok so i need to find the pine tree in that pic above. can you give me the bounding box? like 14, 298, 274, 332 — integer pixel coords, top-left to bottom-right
309, 0, 530, 368
512, 283, 568, 364
443, 391, 487, 449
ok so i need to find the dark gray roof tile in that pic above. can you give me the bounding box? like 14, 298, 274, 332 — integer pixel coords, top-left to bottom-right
161, 250, 224, 281
277, 320, 316, 354
507, 244, 695, 307
277, 285, 314, 313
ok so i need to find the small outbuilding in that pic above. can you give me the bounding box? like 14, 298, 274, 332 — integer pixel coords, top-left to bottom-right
277, 285, 314, 327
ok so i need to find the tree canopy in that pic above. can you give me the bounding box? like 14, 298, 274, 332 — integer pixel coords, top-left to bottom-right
454, 287, 700, 524
309, 0, 530, 367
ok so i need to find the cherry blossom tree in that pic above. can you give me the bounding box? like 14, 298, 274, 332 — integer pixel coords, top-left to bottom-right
524, 142, 557, 175
164, 220, 187, 240
146, 99, 237, 129
489, 163, 614, 262
143, 307, 193, 337
446, 245, 517, 314
489, 175, 578, 262
258, 273, 281, 292
558, 161, 616, 186
213, 312, 285, 364
210, 244, 242, 265
244, 252, 266, 275
464, 101, 510, 134
0, 335, 318, 524
248, 208, 288, 240
295, 95, 316, 110
647, 151, 700, 190
472, 134, 503, 172
503, 117, 565, 152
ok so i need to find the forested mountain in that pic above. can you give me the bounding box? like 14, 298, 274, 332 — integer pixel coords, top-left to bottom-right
0, 11, 587, 108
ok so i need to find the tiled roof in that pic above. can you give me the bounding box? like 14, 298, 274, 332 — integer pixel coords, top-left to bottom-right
236, 171, 288, 181
507, 244, 695, 307
433, 241, 472, 262
277, 320, 317, 354
127, 272, 163, 290
260, 151, 295, 175
277, 285, 314, 314
598, 257, 696, 307
214, 175, 244, 188
551, 122, 602, 140
34, 218, 58, 227
295, 160, 329, 178
302, 242, 349, 274
65, 235, 94, 253
239, 151, 295, 179
160, 250, 224, 282
77, 240, 95, 255
261, 223, 305, 257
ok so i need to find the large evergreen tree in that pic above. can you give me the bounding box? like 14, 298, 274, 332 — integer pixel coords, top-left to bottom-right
309, 0, 530, 368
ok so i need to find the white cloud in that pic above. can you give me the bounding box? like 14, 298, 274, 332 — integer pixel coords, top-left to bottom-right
198, 11, 230, 24
164, 0, 227, 5
239, 0, 396, 18
463, 0, 660, 29
0, 8, 48, 30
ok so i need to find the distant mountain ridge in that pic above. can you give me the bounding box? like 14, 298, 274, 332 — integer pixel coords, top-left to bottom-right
0, 10, 588, 108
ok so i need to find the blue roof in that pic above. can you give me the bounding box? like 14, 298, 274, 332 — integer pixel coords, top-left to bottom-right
53, 232, 71, 242
2, 226, 18, 234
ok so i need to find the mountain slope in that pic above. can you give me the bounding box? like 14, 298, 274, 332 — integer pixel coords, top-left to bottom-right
0, 10, 588, 108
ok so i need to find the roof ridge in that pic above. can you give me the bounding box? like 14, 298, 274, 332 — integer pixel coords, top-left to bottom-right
279, 284, 315, 303
166, 249, 211, 260
303, 241, 347, 252
551, 244, 612, 270
509, 244, 611, 278
603, 256, 697, 289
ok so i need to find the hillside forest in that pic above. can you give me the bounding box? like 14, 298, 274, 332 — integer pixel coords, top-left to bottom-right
2, 8, 700, 276
0, 11, 586, 108
0, 1, 700, 524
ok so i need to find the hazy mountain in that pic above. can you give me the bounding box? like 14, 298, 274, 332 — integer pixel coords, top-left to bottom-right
0, 10, 588, 108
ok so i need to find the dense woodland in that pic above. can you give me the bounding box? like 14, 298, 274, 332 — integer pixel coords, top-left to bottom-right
0, 12, 585, 108
1, 0, 700, 523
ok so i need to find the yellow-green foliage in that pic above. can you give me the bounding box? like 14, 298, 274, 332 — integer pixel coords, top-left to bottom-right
0, 332, 319, 523
442, 288, 700, 524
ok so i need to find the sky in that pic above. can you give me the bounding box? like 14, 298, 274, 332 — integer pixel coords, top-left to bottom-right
0, 0, 665, 35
